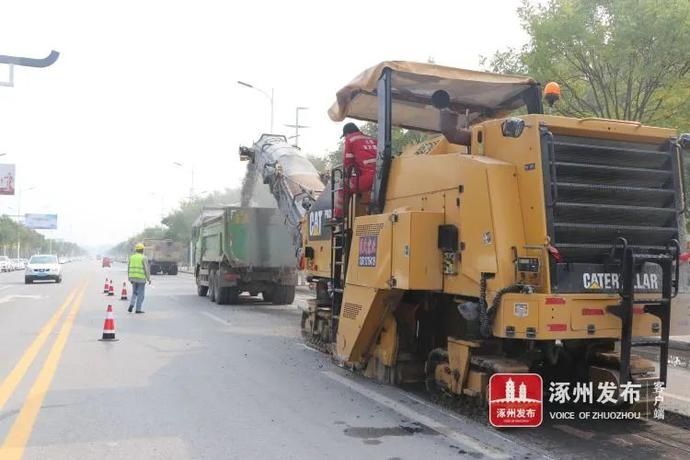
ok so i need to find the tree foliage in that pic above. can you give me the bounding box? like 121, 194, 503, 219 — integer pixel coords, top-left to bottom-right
0, 216, 85, 257
110, 188, 244, 256
486, 0, 690, 128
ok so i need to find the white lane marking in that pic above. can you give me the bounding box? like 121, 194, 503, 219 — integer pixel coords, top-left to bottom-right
201, 311, 231, 326
0, 295, 42, 304
299, 343, 321, 353
323, 371, 509, 459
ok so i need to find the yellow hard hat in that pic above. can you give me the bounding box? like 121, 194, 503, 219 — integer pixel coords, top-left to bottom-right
135, 243, 145, 251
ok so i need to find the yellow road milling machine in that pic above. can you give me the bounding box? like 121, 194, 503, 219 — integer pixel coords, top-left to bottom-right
299, 61, 688, 407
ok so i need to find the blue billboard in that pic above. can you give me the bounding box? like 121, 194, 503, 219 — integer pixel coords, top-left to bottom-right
24, 214, 58, 230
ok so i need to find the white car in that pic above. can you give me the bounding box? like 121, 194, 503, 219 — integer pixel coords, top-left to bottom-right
0, 256, 9, 272
11, 259, 25, 270
25, 255, 62, 284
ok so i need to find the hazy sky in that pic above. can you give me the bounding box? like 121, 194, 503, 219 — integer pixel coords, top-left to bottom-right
0, 0, 527, 247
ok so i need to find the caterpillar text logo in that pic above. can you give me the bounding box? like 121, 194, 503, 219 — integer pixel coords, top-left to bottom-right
583, 273, 659, 290
308, 209, 332, 238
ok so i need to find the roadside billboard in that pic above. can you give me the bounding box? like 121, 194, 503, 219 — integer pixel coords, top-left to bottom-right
24, 213, 58, 229
0, 164, 15, 195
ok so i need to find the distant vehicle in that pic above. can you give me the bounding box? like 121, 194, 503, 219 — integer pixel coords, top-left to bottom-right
143, 238, 185, 275
102, 256, 112, 268
11, 259, 25, 270
25, 254, 62, 284
0, 256, 9, 272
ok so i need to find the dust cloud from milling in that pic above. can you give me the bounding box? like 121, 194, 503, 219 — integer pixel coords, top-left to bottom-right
240, 162, 278, 208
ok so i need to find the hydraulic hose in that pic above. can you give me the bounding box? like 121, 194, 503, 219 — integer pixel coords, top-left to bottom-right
478, 274, 490, 338
479, 274, 526, 338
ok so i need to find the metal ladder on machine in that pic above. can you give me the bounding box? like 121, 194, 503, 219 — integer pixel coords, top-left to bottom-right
329, 167, 356, 343
607, 237, 680, 388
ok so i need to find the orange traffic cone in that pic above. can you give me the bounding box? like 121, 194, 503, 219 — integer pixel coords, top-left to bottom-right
108, 280, 115, 296
120, 282, 128, 301
99, 305, 118, 341
103, 278, 109, 294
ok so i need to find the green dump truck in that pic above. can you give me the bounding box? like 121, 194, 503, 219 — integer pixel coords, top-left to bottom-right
193, 207, 297, 305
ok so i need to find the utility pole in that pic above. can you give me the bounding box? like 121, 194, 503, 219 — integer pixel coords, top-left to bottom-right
285, 106, 309, 147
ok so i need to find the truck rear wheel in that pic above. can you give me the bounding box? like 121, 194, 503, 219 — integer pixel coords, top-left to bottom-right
272, 285, 296, 305
209, 271, 217, 303
197, 284, 209, 297
262, 290, 273, 302
217, 287, 239, 305
216, 287, 228, 305
228, 288, 240, 304
170, 265, 178, 276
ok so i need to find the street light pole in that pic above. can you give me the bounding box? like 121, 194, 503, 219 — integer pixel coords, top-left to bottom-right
285, 106, 309, 147
0, 49, 59, 256
237, 81, 274, 133
0, 50, 59, 88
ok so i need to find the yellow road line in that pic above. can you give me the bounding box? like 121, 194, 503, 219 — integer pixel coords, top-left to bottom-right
0, 288, 78, 411
0, 283, 87, 460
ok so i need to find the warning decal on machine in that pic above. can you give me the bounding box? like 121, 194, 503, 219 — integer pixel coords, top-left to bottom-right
358, 236, 378, 267
514, 303, 529, 318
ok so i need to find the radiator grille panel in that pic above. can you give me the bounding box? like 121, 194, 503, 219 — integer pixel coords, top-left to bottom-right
544, 134, 680, 262
342, 302, 362, 320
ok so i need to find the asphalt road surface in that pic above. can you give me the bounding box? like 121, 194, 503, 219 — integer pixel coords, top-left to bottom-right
0, 261, 689, 460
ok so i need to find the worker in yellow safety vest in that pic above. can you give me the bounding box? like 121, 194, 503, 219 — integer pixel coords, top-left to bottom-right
128, 242, 151, 313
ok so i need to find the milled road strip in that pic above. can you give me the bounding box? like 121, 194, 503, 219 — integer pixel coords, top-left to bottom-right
0, 283, 87, 460
323, 370, 510, 460
0, 288, 78, 411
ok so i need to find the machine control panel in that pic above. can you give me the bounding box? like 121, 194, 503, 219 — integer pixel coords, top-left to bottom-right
516, 257, 540, 272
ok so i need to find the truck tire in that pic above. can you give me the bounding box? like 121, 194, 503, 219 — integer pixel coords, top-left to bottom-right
217, 287, 239, 305
209, 271, 217, 303
170, 265, 178, 276
272, 285, 296, 305
197, 284, 209, 297
262, 290, 274, 302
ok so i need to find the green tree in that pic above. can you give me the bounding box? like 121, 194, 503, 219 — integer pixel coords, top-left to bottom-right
486, 0, 690, 127
110, 188, 246, 256
0, 216, 85, 257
